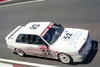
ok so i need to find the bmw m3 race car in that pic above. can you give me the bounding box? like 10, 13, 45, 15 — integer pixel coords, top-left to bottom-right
5, 22, 91, 64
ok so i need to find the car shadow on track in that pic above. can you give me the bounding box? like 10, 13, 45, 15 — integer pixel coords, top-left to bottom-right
71, 40, 98, 65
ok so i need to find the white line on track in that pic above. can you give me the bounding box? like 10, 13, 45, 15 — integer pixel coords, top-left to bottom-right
0, 58, 58, 67
0, 0, 45, 8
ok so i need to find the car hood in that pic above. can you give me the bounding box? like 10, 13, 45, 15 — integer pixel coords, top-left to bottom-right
50, 28, 89, 52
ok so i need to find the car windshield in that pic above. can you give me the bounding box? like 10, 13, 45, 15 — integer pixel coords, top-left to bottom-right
41, 23, 64, 45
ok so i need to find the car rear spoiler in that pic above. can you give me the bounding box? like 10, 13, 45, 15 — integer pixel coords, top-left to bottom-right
5, 26, 23, 41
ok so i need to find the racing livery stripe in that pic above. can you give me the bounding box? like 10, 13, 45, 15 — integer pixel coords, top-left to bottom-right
72, 32, 83, 45
70, 31, 83, 45
41, 23, 54, 37
76, 32, 82, 40
69, 31, 79, 45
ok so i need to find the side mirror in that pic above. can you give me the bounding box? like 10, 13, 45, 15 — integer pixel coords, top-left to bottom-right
59, 24, 61, 27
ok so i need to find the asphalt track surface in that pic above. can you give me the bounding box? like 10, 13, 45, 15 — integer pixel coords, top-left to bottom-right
0, 0, 100, 67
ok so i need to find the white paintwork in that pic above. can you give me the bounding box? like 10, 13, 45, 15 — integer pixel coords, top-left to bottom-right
51, 28, 88, 53
5, 22, 91, 63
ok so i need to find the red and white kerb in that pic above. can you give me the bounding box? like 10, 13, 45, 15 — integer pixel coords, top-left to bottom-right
0, 62, 24, 67
41, 23, 54, 37
0, 0, 11, 2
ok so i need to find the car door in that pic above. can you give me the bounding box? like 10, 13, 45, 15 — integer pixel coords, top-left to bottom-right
26, 34, 55, 57
16, 34, 50, 56
25, 34, 49, 56
16, 34, 57, 57
26, 34, 58, 58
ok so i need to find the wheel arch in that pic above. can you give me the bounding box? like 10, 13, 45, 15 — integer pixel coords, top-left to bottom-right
14, 48, 26, 56
57, 52, 73, 63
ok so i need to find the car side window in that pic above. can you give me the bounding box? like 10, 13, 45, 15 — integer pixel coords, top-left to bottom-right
16, 34, 47, 45
16, 34, 26, 43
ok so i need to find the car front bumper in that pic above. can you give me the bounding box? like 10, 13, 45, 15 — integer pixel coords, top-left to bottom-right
72, 40, 92, 62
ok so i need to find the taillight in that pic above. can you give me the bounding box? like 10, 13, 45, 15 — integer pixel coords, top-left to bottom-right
79, 46, 84, 54
79, 33, 89, 54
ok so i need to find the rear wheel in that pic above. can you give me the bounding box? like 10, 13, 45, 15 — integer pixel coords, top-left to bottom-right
58, 53, 72, 64
15, 49, 25, 57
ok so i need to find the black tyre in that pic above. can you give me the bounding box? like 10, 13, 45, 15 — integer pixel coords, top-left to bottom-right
58, 53, 72, 64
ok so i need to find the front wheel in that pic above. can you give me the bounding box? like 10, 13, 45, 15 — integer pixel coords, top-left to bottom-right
58, 53, 72, 64
15, 49, 25, 57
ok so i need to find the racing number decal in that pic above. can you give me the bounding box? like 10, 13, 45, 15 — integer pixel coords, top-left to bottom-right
39, 46, 51, 55
64, 33, 72, 39
62, 31, 73, 41
41, 50, 51, 55
30, 24, 40, 29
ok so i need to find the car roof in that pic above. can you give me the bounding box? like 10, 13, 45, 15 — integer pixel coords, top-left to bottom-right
19, 22, 51, 36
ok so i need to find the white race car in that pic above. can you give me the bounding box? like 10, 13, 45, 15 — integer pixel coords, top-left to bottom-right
5, 22, 91, 64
